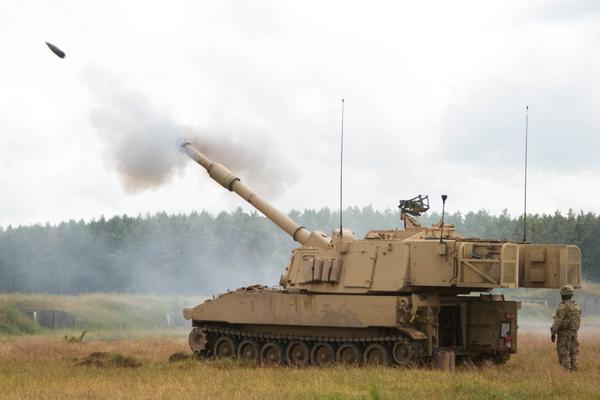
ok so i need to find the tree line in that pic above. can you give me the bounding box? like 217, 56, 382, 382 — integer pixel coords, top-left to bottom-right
0, 207, 598, 295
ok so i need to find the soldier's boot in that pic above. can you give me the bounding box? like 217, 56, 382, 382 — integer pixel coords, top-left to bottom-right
569, 351, 578, 372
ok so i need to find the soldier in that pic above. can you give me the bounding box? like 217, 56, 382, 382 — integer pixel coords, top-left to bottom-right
550, 285, 581, 371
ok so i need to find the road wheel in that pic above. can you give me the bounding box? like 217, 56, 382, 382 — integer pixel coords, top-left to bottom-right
336, 343, 362, 365
286, 341, 310, 367
392, 340, 412, 365
261, 342, 284, 366
364, 344, 389, 365
311, 342, 335, 366
237, 340, 259, 362
214, 336, 236, 359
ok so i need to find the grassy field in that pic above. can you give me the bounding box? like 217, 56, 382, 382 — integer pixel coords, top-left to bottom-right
1, 290, 600, 399
0, 332, 599, 399
0, 293, 201, 336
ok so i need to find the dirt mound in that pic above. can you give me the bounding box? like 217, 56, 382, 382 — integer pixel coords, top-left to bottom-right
77, 352, 141, 368
169, 352, 192, 362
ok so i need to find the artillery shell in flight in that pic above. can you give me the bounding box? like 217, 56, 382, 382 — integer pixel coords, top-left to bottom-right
45, 42, 66, 59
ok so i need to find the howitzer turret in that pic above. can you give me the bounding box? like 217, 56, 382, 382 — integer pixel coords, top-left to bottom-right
181, 140, 582, 367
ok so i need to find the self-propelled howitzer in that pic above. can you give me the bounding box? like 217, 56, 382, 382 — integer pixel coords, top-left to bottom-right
181, 142, 581, 366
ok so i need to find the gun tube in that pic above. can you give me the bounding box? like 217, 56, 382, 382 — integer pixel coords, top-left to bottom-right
182, 143, 331, 249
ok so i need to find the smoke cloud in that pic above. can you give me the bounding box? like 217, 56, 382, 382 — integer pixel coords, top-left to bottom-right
184, 128, 291, 197
83, 66, 291, 196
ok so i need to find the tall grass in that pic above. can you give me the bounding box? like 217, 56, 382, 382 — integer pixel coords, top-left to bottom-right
0, 333, 599, 399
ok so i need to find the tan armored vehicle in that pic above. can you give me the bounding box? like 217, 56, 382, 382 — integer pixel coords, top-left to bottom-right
181, 142, 581, 366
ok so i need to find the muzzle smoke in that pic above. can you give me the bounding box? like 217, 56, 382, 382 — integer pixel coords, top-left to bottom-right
83, 67, 290, 196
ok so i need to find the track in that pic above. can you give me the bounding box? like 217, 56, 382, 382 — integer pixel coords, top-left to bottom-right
189, 324, 426, 366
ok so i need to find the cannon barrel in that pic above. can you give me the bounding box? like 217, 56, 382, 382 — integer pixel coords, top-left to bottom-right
181, 142, 331, 249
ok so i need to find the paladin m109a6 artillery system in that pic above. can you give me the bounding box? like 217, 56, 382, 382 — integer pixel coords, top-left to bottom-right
180, 142, 581, 366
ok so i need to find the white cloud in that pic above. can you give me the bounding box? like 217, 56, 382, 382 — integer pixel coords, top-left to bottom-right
0, 0, 599, 227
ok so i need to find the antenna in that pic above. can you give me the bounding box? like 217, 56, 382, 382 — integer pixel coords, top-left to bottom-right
440, 195, 447, 243
523, 106, 528, 242
339, 98, 345, 237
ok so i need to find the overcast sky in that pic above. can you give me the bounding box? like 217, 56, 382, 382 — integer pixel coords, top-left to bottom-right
1, 0, 600, 228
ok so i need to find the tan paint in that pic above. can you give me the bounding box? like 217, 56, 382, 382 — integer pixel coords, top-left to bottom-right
185, 291, 400, 328
520, 244, 581, 288
180, 141, 582, 361
468, 299, 519, 353
283, 234, 580, 294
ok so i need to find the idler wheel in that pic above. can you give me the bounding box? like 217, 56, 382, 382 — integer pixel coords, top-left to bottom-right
188, 327, 208, 356
286, 341, 310, 367
214, 336, 236, 359
261, 342, 284, 366
310, 342, 335, 366
336, 343, 362, 365
237, 340, 259, 362
392, 340, 412, 365
363, 344, 390, 365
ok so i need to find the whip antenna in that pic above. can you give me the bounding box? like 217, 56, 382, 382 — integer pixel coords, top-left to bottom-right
523, 106, 529, 242
440, 195, 448, 243
339, 99, 345, 237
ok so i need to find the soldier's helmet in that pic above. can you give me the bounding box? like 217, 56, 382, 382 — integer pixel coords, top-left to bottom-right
560, 285, 574, 296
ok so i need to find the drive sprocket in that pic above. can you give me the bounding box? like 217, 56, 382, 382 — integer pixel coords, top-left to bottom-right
188, 326, 210, 357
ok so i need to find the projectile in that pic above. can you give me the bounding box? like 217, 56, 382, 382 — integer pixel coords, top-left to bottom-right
45, 42, 65, 59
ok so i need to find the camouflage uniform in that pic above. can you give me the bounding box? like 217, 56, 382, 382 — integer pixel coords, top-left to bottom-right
551, 286, 581, 371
